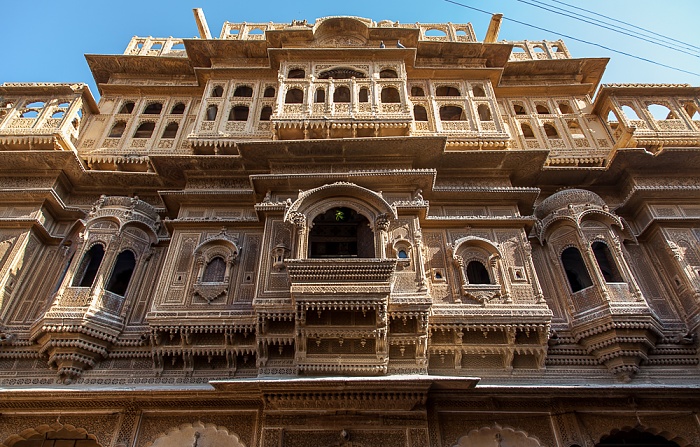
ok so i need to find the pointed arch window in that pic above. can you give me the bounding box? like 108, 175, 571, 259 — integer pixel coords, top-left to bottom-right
233, 86, 253, 97
73, 244, 105, 287
211, 86, 224, 97
161, 122, 178, 138
477, 104, 492, 121
333, 87, 351, 103
143, 102, 163, 114
109, 121, 127, 138
133, 122, 155, 138
466, 260, 490, 284
105, 250, 136, 296
592, 241, 623, 282
202, 256, 227, 283
414, 105, 428, 121
259, 106, 272, 121
561, 247, 593, 292
170, 103, 186, 114
285, 88, 304, 104
205, 104, 218, 121
118, 101, 135, 114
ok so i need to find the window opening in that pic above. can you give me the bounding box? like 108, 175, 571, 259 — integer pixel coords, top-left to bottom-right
466, 261, 490, 284
205, 104, 218, 121
233, 86, 253, 97
119, 101, 135, 114
440, 105, 465, 121
161, 122, 178, 138
109, 121, 127, 138
647, 103, 675, 120
318, 68, 366, 79
263, 87, 276, 97
202, 257, 227, 282
358, 88, 369, 103
105, 250, 136, 296
477, 104, 492, 121
559, 102, 573, 114
285, 88, 304, 104
211, 86, 224, 97
333, 86, 351, 103
308, 207, 374, 258
171, 103, 186, 114
315, 88, 326, 103
260, 106, 272, 121
143, 102, 163, 114
544, 123, 559, 138
514, 104, 526, 115
411, 86, 425, 96
51, 111, 65, 119
288, 69, 305, 79
472, 86, 486, 97
596, 429, 680, 447
25, 101, 45, 109
133, 122, 155, 138
561, 247, 593, 292
521, 123, 535, 138
73, 244, 105, 287
379, 69, 398, 78
425, 28, 447, 37
414, 105, 428, 121
536, 104, 550, 114
620, 105, 639, 120
398, 250, 408, 259
568, 120, 584, 136
592, 241, 623, 282
229, 106, 249, 121
436, 86, 460, 96
20, 110, 38, 118
381, 87, 400, 103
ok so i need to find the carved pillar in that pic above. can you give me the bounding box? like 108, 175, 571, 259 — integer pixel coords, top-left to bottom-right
492, 254, 512, 303
351, 77, 358, 113
523, 238, 546, 303
611, 235, 644, 301
289, 212, 307, 258
375, 213, 390, 258
453, 255, 466, 303
414, 228, 428, 292
578, 228, 610, 301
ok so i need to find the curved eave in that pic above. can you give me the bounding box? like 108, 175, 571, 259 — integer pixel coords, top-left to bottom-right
416, 42, 513, 68
499, 57, 609, 96
183, 38, 271, 67
85, 54, 195, 92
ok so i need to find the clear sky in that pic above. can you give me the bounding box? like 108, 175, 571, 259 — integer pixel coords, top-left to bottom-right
1, 0, 698, 101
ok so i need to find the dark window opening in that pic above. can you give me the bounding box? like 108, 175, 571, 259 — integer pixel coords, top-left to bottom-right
544, 123, 559, 138
171, 103, 186, 114
263, 87, 276, 97
472, 86, 486, 97
559, 102, 573, 114
285, 88, 304, 104
561, 247, 593, 292
466, 260, 490, 284
318, 68, 366, 79
161, 122, 178, 138
436, 86, 460, 96
440, 106, 465, 121
233, 86, 253, 97
592, 241, 623, 282
229, 106, 249, 121
205, 105, 218, 121
379, 69, 398, 78
398, 250, 408, 259
477, 104, 492, 121
143, 102, 163, 114
109, 121, 127, 138
358, 88, 369, 103
133, 122, 155, 138
411, 86, 425, 96
521, 123, 535, 138
381, 87, 400, 103
536, 104, 550, 114
596, 429, 679, 447
119, 102, 135, 114
309, 207, 374, 258
202, 257, 227, 282
105, 250, 136, 296
514, 104, 526, 115
260, 106, 272, 121
414, 105, 428, 121
288, 69, 306, 79
73, 244, 105, 287
211, 86, 224, 97
333, 87, 350, 103
315, 89, 326, 103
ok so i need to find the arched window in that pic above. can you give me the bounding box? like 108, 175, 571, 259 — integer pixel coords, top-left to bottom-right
161, 122, 178, 138
143, 102, 163, 114
558, 102, 573, 114
561, 247, 593, 292
133, 122, 155, 138
308, 207, 374, 258
379, 69, 398, 78
648, 103, 675, 120
398, 250, 408, 259
109, 121, 127, 138
263, 87, 276, 97
170, 103, 186, 114
105, 250, 136, 296
228, 106, 249, 121
205, 104, 218, 121
568, 120, 584, 137
315, 88, 326, 103
414, 105, 428, 121
596, 429, 680, 447
358, 88, 369, 103
536, 104, 550, 114
260, 106, 272, 121
118, 101, 135, 114
591, 241, 623, 282
202, 257, 227, 282
288, 68, 305, 79
233, 86, 253, 97
381, 87, 401, 103
411, 86, 425, 96
211, 86, 224, 97
333, 86, 351, 103
466, 261, 490, 284
544, 123, 559, 138
620, 105, 640, 120
52, 111, 65, 119
436, 86, 460, 96
73, 244, 105, 287
521, 123, 535, 138
285, 88, 304, 104
477, 104, 492, 121
440, 105, 465, 121
20, 110, 38, 118
472, 86, 486, 97
514, 104, 526, 115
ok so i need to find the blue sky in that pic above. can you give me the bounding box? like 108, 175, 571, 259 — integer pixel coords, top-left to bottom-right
1, 0, 698, 100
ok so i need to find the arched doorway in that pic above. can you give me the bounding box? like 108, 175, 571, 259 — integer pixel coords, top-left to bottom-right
596, 429, 680, 446
308, 207, 374, 258
10, 426, 101, 447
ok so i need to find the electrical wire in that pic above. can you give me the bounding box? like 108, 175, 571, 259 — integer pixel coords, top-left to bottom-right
443, 0, 700, 78
513, 0, 700, 59
539, 0, 700, 53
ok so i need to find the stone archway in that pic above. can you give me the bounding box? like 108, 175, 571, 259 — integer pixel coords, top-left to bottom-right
145, 422, 246, 447
3, 423, 101, 447
453, 424, 543, 447
596, 427, 690, 447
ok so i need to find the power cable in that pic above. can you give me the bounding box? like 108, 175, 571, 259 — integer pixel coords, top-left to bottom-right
513, 0, 700, 58
443, 0, 700, 78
